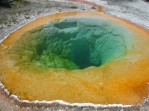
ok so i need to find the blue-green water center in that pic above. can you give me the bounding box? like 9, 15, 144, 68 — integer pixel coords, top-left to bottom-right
10, 16, 131, 70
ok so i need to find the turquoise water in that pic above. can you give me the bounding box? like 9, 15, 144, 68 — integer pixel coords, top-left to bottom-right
9, 16, 132, 70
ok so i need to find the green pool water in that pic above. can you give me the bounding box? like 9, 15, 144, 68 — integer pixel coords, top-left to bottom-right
9, 16, 132, 70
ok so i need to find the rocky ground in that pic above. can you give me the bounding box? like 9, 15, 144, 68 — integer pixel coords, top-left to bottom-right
0, 0, 149, 110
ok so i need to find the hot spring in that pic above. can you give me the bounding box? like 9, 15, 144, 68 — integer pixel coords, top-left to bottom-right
9, 16, 129, 70
1, 12, 149, 105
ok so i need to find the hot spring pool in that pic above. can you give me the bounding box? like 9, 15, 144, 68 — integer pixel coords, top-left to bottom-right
0, 12, 149, 105
9, 16, 130, 70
